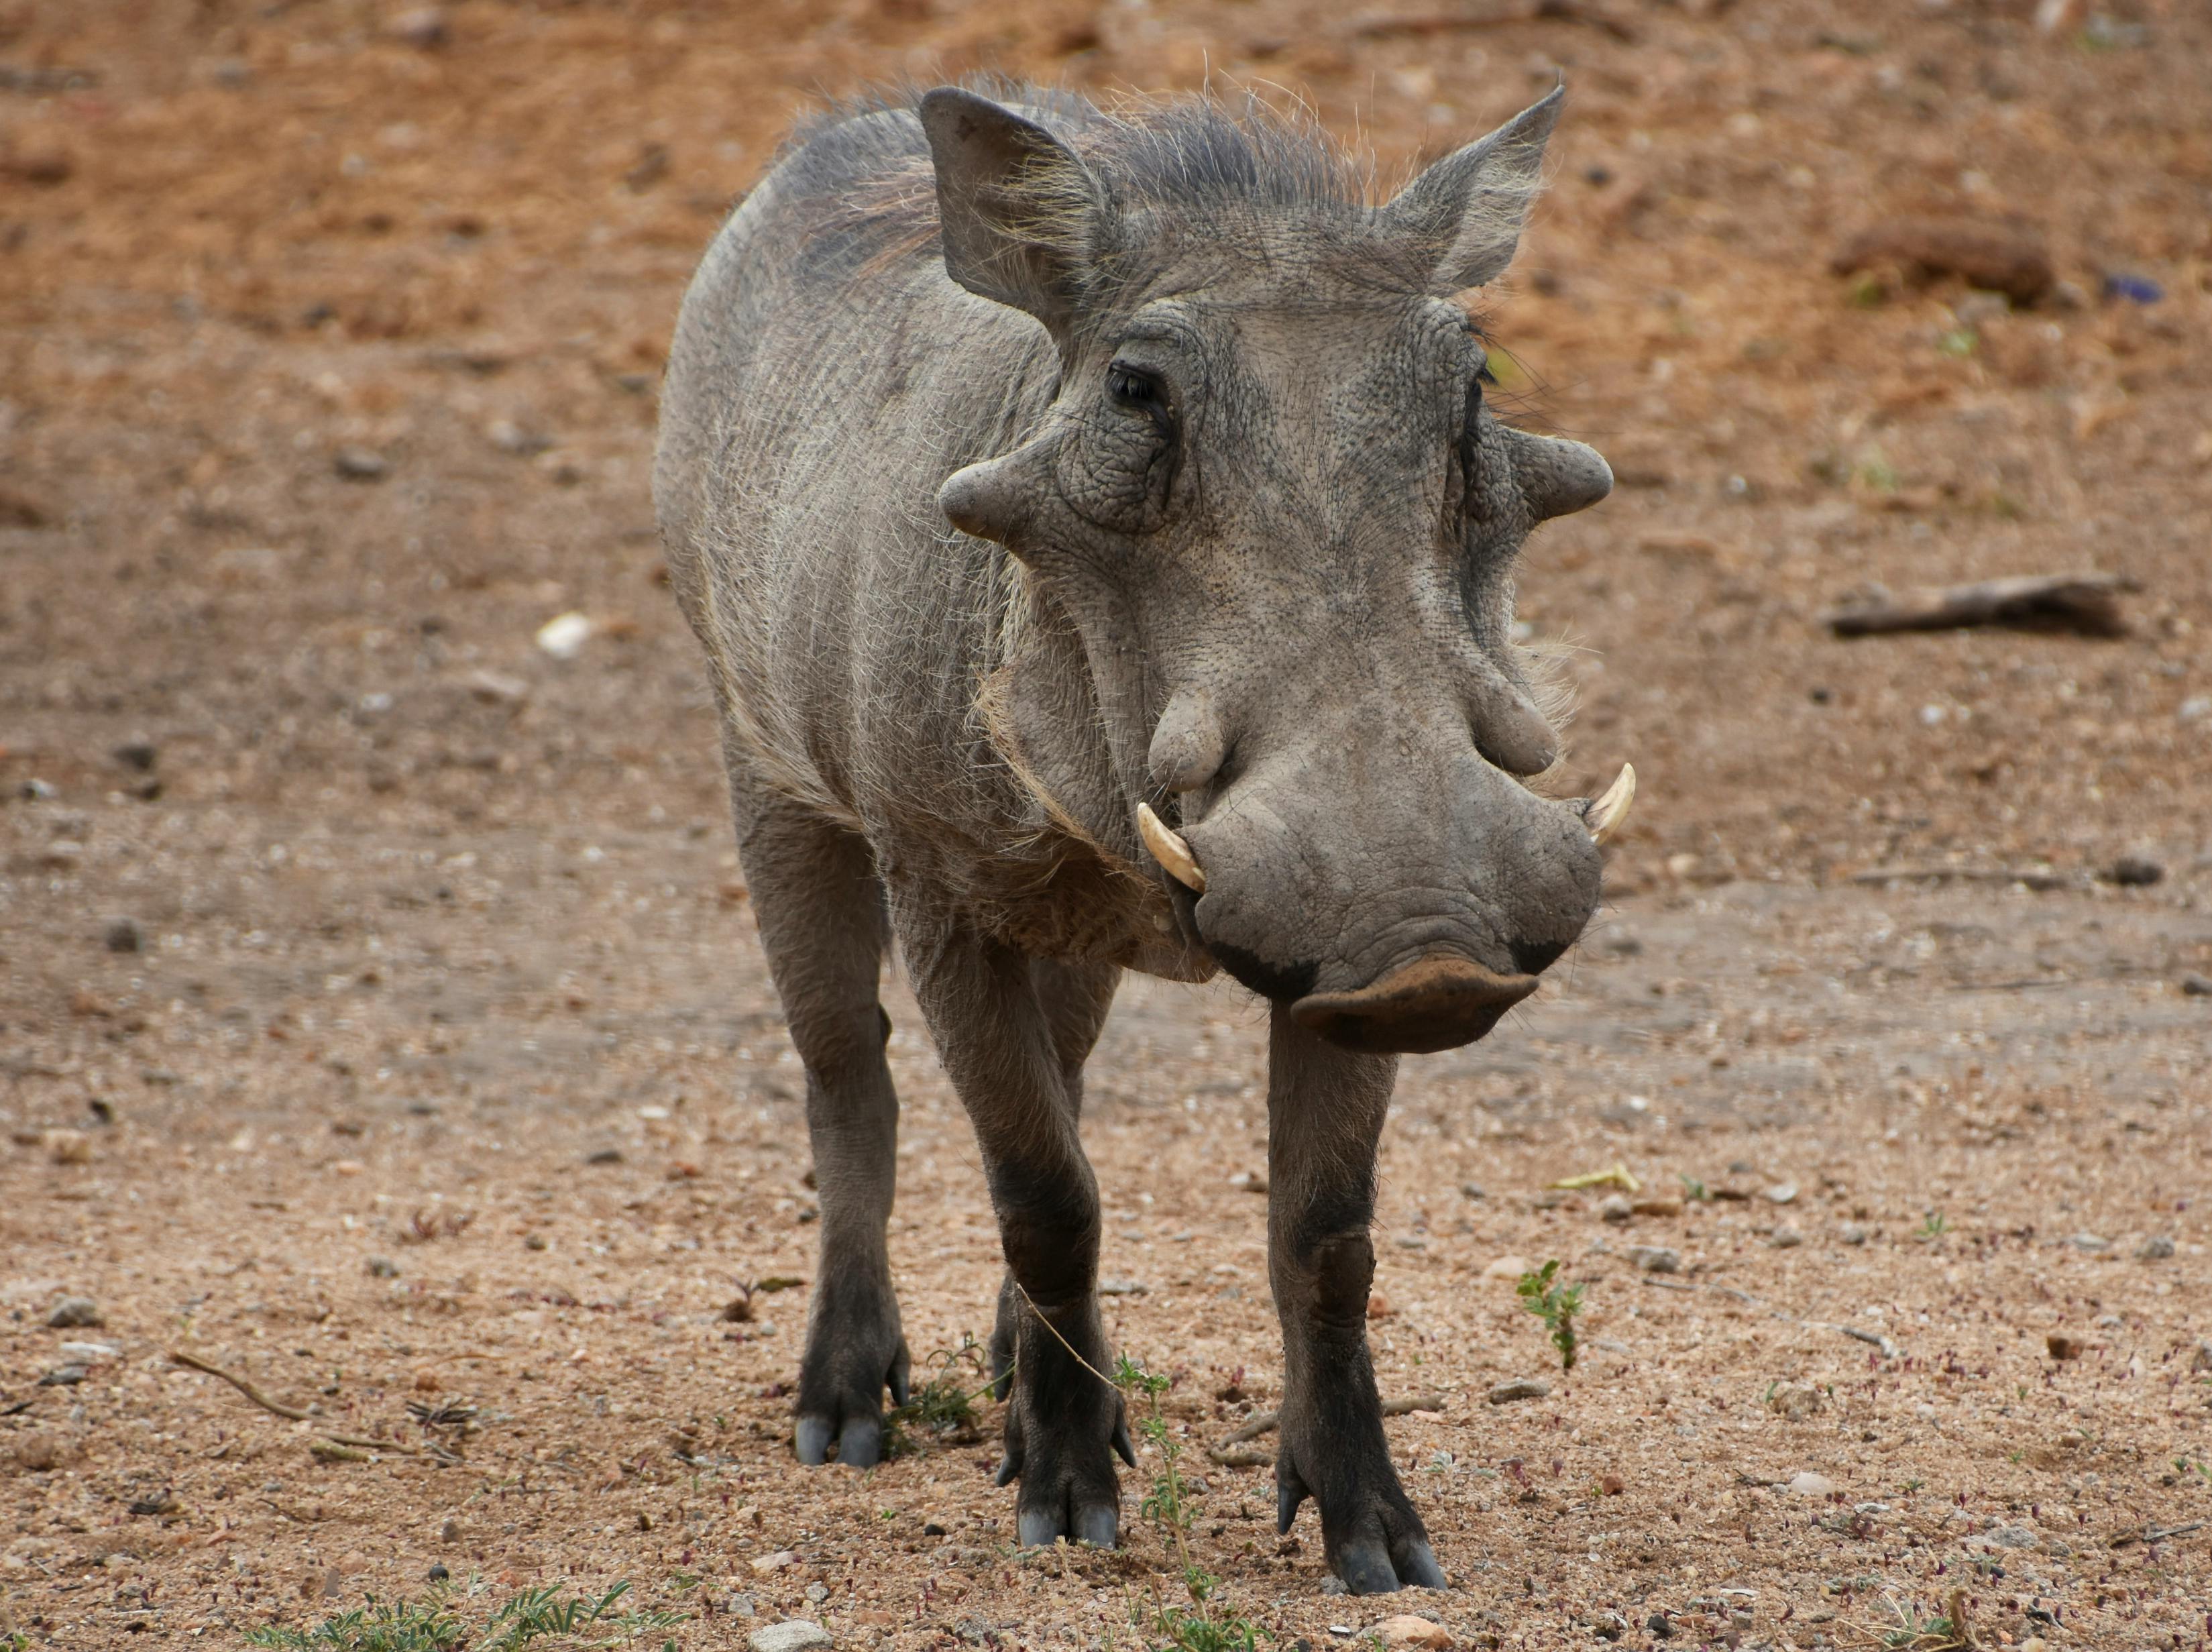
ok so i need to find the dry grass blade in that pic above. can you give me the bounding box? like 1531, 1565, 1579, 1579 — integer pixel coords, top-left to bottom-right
168, 1349, 315, 1421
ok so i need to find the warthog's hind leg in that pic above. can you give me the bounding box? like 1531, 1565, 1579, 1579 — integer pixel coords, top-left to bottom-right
1266, 1009, 1447, 1594
897, 916, 1131, 1547
730, 779, 909, 1470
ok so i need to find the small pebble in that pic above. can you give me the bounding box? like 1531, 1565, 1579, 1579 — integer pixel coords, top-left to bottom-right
1769, 1225, 1804, 1248
387, 5, 449, 47
1763, 1182, 1798, 1205
2180, 972, 2212, 997
46, 1296, 103, 1328
333, 446, 389, 480
747, 1622, 832, 1652
2068, 1233, 2110, 1253
103, 917, 142, 953
1628, 1246, 1681, 1274
2136, 1235, 2175, 1260
1374, 1615, 1452, 1650
1786, 1471, 1838, 1497
366, 1256, 400, 1279
38, 1364, 88, 1386
1481, 1254, 1533, 1280
58, 1341, 119, 1362
1597, 1193, 1633, 1223
749, 1549, 799, 1574
2046, 1333, 2085, 1361
427, 1563, 449, 1582
1646, 1610, 1675, 1639
1459, 1181, 1487, 1200
1488, 1377, 1552, 1405
1838, 1223, 1869, 1246
43, 1128, 92, 1165
2103, 854, 2162, 886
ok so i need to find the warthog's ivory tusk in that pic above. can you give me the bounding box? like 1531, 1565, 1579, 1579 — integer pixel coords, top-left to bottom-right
1136, 802, 1206, 892
1586, 763, 1636, 845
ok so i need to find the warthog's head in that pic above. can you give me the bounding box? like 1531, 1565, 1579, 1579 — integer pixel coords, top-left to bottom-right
924, 86, 1631, 1054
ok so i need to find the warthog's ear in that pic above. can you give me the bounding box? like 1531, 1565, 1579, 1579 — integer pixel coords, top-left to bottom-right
1380, 85, 1562, 293
919, 88, 1103, 337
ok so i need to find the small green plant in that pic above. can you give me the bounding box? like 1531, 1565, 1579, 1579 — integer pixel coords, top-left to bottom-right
1899, 1478, 1926, 1494
1679, 1174, 1710, 1202
1916, 1213, 1950, 1241
1877, 1601, 1958, 1650
244, 1583, 682, 1652
244, 1596, 463, 1652
1936, 327, 1978, 359
1115, 1354, 1264, 1652
1852, 447, 1899, 494
883, 1333, 999, 1457
1516, 1260, 1585, 1372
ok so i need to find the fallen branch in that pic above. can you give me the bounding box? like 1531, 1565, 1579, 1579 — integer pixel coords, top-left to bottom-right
2112, 1519, 2207, 1548
1825, 573, 2137, 639
1349, 0, 1635, 40
1850, 866, 2074, 893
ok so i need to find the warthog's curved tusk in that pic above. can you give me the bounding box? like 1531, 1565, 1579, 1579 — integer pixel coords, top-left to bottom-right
1586, 763, 1636, 845
1136, 802, 1206, 893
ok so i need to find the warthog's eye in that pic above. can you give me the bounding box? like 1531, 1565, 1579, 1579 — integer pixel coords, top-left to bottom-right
1458, 372, 1487, 482
1106, 364, 1170, 429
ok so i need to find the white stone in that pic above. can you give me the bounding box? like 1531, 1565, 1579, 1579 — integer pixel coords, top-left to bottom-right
748, 1621, 832, 1652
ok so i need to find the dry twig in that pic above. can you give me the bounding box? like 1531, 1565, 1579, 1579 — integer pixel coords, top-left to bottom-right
169, 1349, 418, 1455
1826, 573, 2136, 638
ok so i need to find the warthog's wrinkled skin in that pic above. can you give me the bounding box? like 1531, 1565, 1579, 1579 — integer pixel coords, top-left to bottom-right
654, 82, 1616, 1592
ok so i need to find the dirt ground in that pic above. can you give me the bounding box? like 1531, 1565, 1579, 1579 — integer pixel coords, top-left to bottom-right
5, 0, 2211, 1647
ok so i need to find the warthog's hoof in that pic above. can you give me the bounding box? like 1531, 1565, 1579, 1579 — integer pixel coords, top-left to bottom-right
793, 1305, 909, 1470
1277, 1434, 1448, 1593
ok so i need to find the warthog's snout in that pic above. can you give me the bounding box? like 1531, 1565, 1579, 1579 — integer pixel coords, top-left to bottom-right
1287, 954, 1539, 1054
1140, 761, 1636, 1056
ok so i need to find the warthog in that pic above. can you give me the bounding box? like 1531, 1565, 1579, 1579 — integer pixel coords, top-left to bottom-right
654, 82, 1632, 1592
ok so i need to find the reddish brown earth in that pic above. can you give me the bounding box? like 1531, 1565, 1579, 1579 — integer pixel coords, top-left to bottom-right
3, 1, 2211, 1648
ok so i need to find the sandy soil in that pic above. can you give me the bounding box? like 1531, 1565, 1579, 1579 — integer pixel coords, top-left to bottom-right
4, 1, 2211, 1647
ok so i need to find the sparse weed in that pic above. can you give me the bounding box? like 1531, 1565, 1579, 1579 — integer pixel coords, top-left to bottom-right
1516, 1260, 1585, 1372
883, 1333, 998, 1457
242, 1582, 682, 1652
1116, 1354, 1265, 1652
1879, 1603, 1962, 1650
1915, 1213, 1950, 1241
1679, 1174, 1710, 1203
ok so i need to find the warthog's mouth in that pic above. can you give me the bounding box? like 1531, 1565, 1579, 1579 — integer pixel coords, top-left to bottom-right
1288, 953, 1539, 1054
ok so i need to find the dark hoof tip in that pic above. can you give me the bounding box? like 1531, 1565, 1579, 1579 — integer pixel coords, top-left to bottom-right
1336, 1541, 1403, 1596
1399, 1542, 1447, 1590
837, 1417, 883, 1470
1015, 1509, 1063, 1549
794, 1415, 832, 1467
1073, 1504, 1119, 1549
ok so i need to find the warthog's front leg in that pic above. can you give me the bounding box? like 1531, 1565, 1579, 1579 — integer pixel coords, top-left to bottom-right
897, 915, 1133, 1547
1267, 1007, 1445, 1594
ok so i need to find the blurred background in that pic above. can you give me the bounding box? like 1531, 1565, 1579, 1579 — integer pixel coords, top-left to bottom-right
3, 0, 2206, 906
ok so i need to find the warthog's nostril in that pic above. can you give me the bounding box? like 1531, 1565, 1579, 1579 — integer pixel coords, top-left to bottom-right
1288, 954, 1539, 1056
